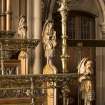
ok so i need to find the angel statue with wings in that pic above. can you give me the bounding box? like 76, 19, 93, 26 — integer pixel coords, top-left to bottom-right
78, 58, 95, 105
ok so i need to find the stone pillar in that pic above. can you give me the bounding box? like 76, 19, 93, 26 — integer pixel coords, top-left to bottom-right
27, 0, 33, 74
99, 22, 105, 105
32, 0, 42, 74
27, 0, 32, 39
96, 1, 105, 105
6, 0, 11, 31
96, 47, 103, 105
1, 0, 6, 31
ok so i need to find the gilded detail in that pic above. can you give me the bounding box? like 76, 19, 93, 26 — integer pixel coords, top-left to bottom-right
58, 0, 71, 73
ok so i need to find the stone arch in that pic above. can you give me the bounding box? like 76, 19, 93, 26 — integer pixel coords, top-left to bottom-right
70, 0, 99, 16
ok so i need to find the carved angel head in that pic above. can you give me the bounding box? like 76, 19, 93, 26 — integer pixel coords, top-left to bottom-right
78, 58, 93, 75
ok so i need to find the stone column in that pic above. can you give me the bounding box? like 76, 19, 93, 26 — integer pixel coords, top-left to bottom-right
99, 22, 105, 105
27, 0, 33, 74
6, 0, 11, 31
32, 0, 42, 74
27, 0, 32, 39
1, 0, 6, 31
96, 1, 105, 105
97, 1, 105, 105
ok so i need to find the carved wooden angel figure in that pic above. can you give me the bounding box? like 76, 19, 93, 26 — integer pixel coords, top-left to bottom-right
42, 20, 56, 64
42, 20, 57, 105
17, 16, 27, 39
78, 58, 95, 105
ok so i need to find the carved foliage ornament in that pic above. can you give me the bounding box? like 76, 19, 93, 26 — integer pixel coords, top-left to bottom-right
17, 16, 27, 39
